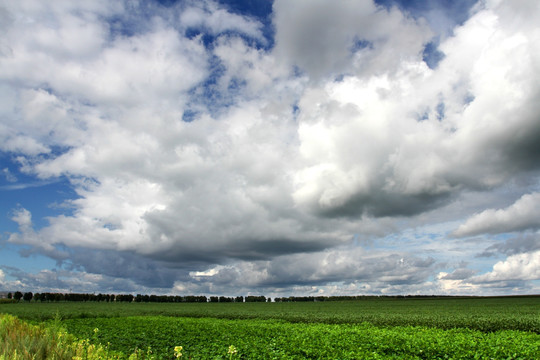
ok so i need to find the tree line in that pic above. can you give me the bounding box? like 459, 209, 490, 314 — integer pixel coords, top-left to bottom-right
5, 292, 465, 303
4, 292, 268, 303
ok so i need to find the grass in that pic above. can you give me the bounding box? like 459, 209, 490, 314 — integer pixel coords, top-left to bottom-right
0, 313, 157, 360
0, 313, 94, 360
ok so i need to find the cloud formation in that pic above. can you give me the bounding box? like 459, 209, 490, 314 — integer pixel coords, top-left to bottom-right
471, 250, 540, 283
453, 193, 540, 237
1, 0, 539, 296
273, 0, 432, 79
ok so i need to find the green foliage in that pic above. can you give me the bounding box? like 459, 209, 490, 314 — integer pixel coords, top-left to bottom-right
0, 313, 160, 360
1, 297, 538, 332
60, 316, 540, 359
0, 299, 17, 304
0, 313, 110, 360
13, 292, 22, 301
1, 297, 539, 359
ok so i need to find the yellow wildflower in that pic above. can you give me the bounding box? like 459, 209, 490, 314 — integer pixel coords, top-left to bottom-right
174, 346, 183, 358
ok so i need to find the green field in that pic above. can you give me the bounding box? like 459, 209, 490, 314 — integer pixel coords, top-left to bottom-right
1, 296, 539, 359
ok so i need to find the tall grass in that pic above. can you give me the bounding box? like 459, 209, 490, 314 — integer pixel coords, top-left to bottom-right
0, 313, 153, 360
1, 313, 69, 359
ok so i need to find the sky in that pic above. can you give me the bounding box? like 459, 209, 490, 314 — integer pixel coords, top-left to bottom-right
1, 0, 539, 298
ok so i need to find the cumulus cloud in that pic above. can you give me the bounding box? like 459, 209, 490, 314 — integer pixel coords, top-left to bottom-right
288, 0, 540, 220
2, 0, 540, 295
273, 0, 432, 80
453, 193, 540, 237
8, 207, 65, 257
471, 250, 540, 283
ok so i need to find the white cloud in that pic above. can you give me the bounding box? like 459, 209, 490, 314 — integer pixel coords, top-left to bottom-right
212, 36, 290, 96
288, 0, 540, 219
180, 1, 264, 41
435, 271, 480, 294
10, 207, 32, 229
8, 208, 60, 255
471, 250, 540, 283
2, 168, 17, 182
1, 134, 51, 156
453, 193, 540, 237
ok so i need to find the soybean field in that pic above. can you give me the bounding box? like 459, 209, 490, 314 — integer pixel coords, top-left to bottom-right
1, 296, 539, 359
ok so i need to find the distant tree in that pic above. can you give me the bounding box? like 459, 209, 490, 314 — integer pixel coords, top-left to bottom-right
13, 291, 23, 301
7, 292, 12, 299
23, 292, 33, 301
118, 294, 134, 302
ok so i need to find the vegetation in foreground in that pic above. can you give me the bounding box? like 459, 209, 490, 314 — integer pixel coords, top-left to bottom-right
2, 313, 539, 360
0, 296, 539, 359
62, 315, 540, 359
0, 313, 124, 360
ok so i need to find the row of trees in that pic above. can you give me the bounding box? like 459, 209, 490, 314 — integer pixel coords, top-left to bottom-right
6, 291, 33, 301
5, 292, 268, 303
6, 292, 128, 303
5, 292, 462, 303
6, 292, 478, 303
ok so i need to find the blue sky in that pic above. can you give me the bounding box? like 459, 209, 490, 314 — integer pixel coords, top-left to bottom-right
1, 0, 539, 297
